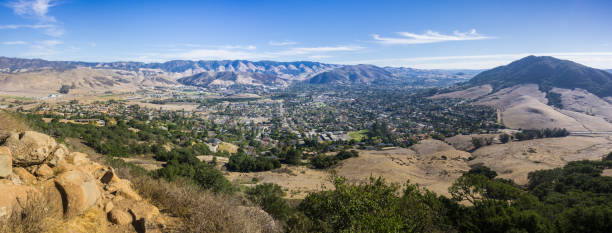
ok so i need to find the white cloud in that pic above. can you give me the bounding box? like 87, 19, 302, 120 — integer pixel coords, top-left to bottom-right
37, 39, 62, 46
21, 39, 63, 58
133, 45, 363, 62
221, 45, 257, 50
4, 0, 63, 37
7, 0, 56, 22
344, 52, 612, 69
373, 29, 492, 45
3, 41, 28, 45
0, 24, 53, 29
269, 40, 297, 46
275, 46, 364, 56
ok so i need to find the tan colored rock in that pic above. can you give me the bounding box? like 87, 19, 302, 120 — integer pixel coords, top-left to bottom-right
108, 209, 132, 225
35, 164, 54, 179
55, 170, 101, 216
0, 183, 37, 218
68, 152, 90, 165
4, 131, 57, 166
0, 146, 12, 178
128, 202, 160, 221
13, 167, 37, 185
48, 144, 69, 167
104, 201, 114, 213
106, 178, 142, 201
38, 179, 64, 217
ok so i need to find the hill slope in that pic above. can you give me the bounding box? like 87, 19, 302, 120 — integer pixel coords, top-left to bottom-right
308, 64, 395, 84
467, 56, 612, 97
434, 56, 612, 131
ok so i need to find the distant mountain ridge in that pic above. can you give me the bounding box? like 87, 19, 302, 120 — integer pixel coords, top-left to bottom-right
466, 56, 612, 97
0, 56, 338, 81
0, 56, 476, 88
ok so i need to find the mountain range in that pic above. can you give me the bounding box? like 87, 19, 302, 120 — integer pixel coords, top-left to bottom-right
0, 57, 476, 94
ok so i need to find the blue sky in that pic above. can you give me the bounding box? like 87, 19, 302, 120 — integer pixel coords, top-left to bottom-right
1, 0, 611, 69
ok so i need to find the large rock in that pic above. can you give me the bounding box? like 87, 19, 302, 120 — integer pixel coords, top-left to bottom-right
0, 146, 11, 178
4, 131, 57, 166
55, 170, 101, 216
0, 183, 37, 218
13, 167, 37, 185
35, 164, 54, 179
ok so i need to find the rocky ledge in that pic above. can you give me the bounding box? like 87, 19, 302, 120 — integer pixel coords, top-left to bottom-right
0, 131, 164, 232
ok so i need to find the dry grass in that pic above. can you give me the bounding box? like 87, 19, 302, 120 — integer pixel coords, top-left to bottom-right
0, 110, 31, 132
0, 195, 60, 233
115, 167, 280, 233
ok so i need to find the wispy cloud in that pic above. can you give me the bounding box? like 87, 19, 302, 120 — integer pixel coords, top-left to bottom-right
276, 46, 364, 55
22, 39, 63, 58
0, 24, 53, 29
133, 45, 363, 62
3, 41, 28, 45
373, 29, 492, 45
269, 40, 297, 46
4, 0, 63, 37
7, 0, 56, 22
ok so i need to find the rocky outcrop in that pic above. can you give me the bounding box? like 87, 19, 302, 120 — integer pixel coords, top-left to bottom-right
0, 131, 165, 232
4, 131, 57, 166
0, 146, 11, 178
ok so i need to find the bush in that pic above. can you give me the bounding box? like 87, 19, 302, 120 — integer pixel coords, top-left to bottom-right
499, 133, 511, 143
246, 183, 292, 220
226, 154, 281, 172
310, 150, 359, 169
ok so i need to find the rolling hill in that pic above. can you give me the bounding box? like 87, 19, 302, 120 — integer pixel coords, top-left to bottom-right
466, 55, 612, 97
433, 56, 612, 131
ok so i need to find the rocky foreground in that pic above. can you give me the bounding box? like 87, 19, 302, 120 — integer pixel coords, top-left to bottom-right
0, 131, 165, 232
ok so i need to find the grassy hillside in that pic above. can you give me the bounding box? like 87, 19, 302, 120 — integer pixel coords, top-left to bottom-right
467, 56, 612, 97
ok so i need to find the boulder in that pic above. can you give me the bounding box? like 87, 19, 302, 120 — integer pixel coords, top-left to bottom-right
4, 131, 57, 166
13, 167, 37, 185
108, 209, 132, 225
128, 202, 160, 221
105, 178, 142, 201
38, 179, 64, 217
0, 183, 37, 218
0, 146, 11, 178
67, 152, 90, 165
35, 164, 54, 179
55, 170, 101, 216
48, 144, 69, 167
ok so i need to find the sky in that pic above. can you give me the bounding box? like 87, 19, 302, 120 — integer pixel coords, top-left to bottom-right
0, 0, 611, 69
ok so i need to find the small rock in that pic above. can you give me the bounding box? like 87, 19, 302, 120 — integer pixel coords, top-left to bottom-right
13, 167, 37, 185
35, 164, 54, 179
106, 179, 142, 201
104, 201, 114, 213
68, 152, 90, 165
108, 209, 132, 225
0, 146, 12, 178
128, 202, 159, 221
48, 144, 69, 167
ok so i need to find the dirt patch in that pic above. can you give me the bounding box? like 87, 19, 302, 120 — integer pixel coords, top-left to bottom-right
225, 165, 333, 199
336, 148, 470, 196
469, 135, 612, 185
431, 85, 492, 100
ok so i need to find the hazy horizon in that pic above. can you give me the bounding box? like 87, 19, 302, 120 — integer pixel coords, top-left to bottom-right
1, 0, 611, 69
